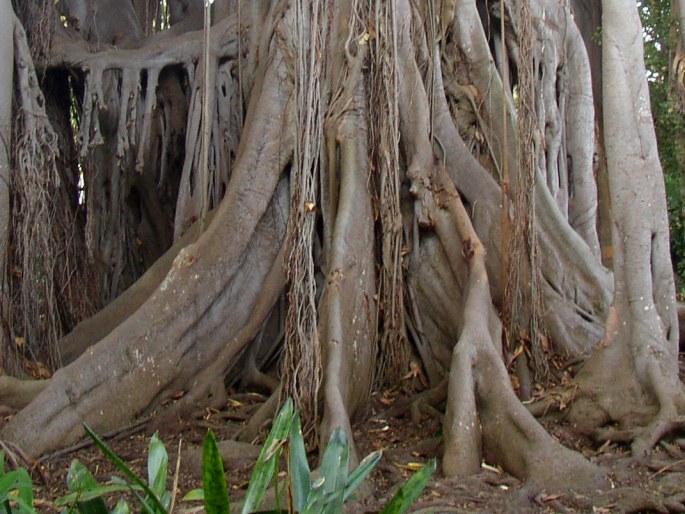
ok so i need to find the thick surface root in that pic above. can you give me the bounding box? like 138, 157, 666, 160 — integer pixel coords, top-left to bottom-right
59, 213, 214, 365
0, 376, 48, 410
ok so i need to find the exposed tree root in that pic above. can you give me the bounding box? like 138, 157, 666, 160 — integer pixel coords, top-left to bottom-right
183, 439, 261, 477
237, 388, 281, 444
317, 2, 378, 458
597, 417, 685, 457
59, 212, 215, 365
370, 380, 447, 424
1, 23, 297, 456
542, 0, 685, 460
431, 167, 602, 490
4, 0, 681, 500
390, 0, 603, 490
409, 382, 447, 425
436, 0, 612, 356
40, 417, 149, 463
149, 242, 287, 432
0, 376, 47, 410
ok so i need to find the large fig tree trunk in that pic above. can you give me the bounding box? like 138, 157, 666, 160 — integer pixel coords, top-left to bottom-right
0, 0, 680, 494
561, 0, 684, 453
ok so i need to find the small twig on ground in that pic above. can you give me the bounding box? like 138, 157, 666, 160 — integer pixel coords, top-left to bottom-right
0, 440, 48, 484
408, 503, 465, 514
649, 458, 685, 479
169, 438, 182, 514
38, 417, 150, 462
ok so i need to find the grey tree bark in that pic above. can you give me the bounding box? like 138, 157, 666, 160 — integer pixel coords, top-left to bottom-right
0, 0, 13, 369
0, 0, 681, 495
540, 0, 684, 455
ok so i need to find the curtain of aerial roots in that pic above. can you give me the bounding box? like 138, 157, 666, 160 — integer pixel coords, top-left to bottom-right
369, 0, 411, 385
8, 16, 94, 371
281, 0, 326, 440
502, 0, 549, 387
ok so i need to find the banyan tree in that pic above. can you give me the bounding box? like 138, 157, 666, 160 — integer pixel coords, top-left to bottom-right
0, 0, 683, 492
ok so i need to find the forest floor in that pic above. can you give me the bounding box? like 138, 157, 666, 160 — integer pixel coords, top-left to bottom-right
6, 355, 685, 514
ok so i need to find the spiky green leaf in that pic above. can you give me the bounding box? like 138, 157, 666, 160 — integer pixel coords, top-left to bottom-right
241, 398, 294, 514
147, 433, 168, 501
83, 423, 167, 514
287, 413, 310, 512
379, 459, 436, 514
202, 430, 230, 514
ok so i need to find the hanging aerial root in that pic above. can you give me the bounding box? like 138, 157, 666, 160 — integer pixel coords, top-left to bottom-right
367, 0, 410, 386
502, 0, 550, 383
281, 0, 327, 441
8, 15, 96, 371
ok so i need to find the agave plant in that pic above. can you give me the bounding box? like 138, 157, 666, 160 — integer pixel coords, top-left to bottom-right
188, 398, 436, 514
58, 398, 434, 514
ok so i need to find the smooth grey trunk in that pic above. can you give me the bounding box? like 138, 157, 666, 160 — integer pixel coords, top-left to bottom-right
602, 0, 678, 361
562, 0, 684, 456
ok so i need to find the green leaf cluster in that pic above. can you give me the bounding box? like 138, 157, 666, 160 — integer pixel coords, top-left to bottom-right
59, 398, 435, 514
0, 452, 36, 514
56, 427, 172, 514
188, 397, 436, 514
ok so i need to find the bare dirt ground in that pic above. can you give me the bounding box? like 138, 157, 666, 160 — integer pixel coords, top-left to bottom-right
5, 356, 685, 514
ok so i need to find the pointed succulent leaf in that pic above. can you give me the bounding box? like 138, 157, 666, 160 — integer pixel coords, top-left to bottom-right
83, 424, 167, 514
379, 459, 436, 514
241, 398, 294, 514
202, 430, 230, 514
147, 433, 169, 500
287, 413, 311, 513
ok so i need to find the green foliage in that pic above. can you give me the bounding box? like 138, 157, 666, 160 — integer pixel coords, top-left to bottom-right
286, 414, 310, 512
58, 399, 434, 514
639, 0, 685, 285
65, 460, 110, 514
187, 397, 434, 514
240, 398, 295, 514
378, 459, 436, 514
666, 173, 685, 290
303, 428, 349, 514
0, 453, 36, 514
56, 427, 172, 514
